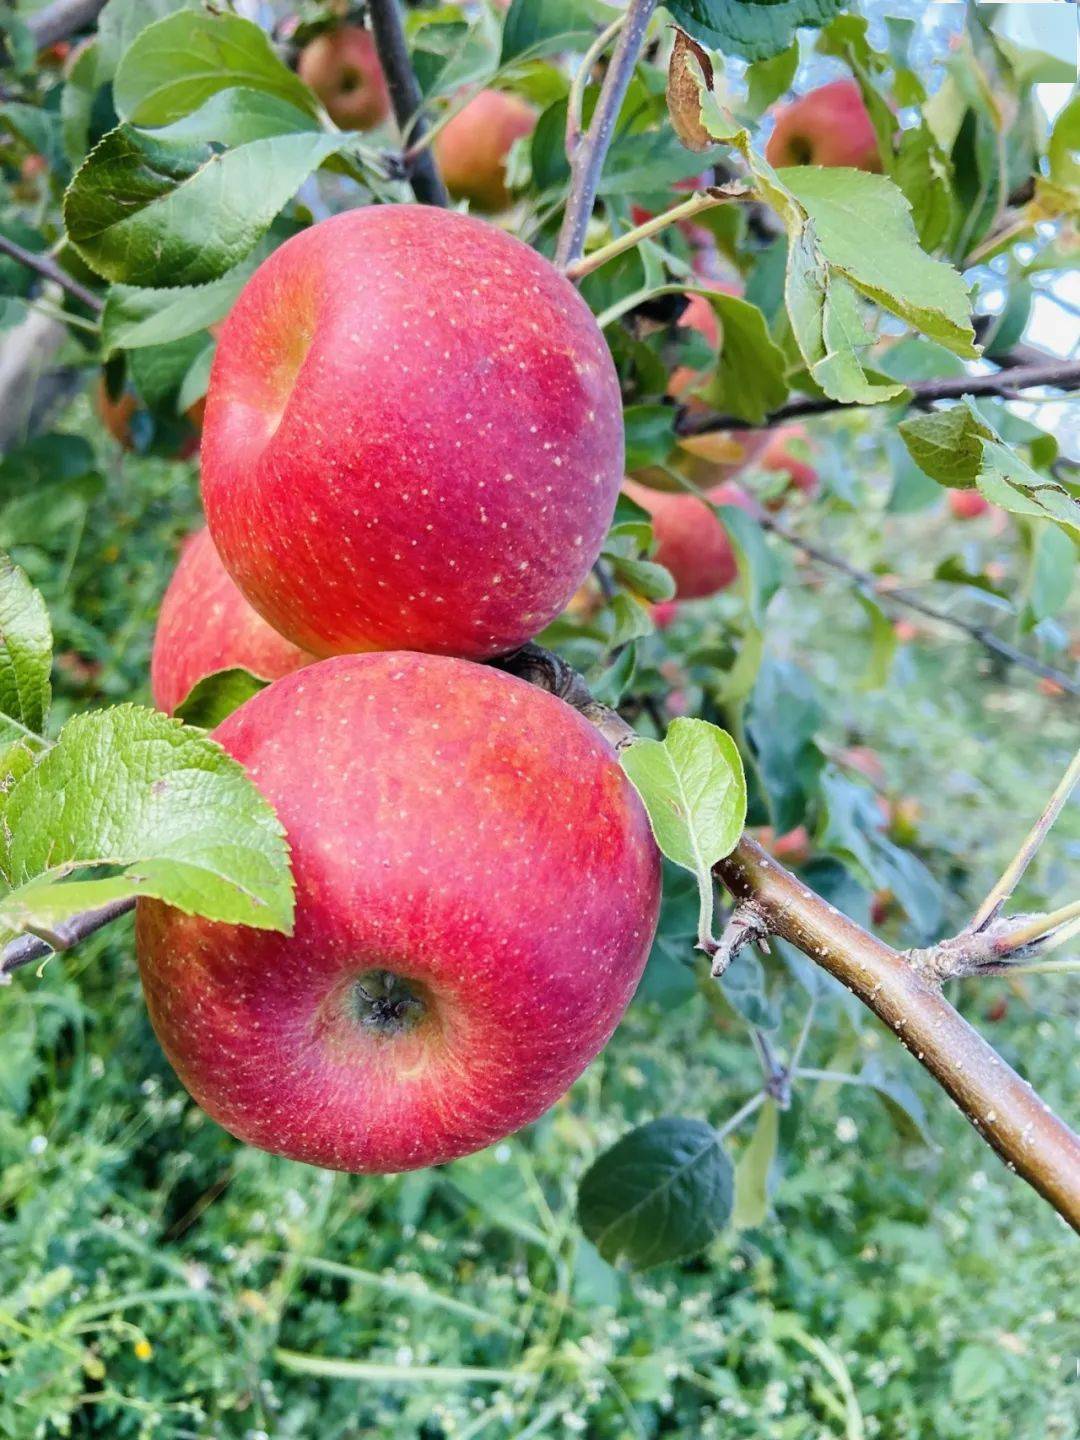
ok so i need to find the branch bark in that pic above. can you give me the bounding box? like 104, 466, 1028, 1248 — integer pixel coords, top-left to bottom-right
554, 0, 659, 270
0, 234, 103, 314
714, 837, 1080, 1231
677, 358, 1080, 437
22, 0, 105, 49
366, 0, 449, 208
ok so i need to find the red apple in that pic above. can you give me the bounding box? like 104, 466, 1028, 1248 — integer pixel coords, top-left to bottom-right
947, 488, 991, 520
766, 80, 881, 172
434, 89, 536, 211
759, 424, 818, 498
201, 206, 624, 660
622, 479, 754, 599
651, 600, 679, 630
136, 652, 662, 1172
151, 528, 312, 715
298, 26, 390, 132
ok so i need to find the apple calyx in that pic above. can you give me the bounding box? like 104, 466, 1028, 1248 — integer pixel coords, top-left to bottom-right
351, 969, 427, 1036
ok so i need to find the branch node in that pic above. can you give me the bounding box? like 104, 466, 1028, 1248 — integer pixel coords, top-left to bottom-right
711, 900, 770, 978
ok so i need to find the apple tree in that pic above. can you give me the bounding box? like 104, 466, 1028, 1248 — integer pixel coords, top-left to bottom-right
1, 0, 1079, 1287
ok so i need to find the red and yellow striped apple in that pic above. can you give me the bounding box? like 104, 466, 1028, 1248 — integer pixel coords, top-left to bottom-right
136, 653, 662, 1172
201, 206, 624, 660
766, 80, 881, 172
151, 527, 311, 715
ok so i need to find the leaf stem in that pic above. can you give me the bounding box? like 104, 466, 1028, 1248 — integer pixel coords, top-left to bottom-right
715, 1088, 766, 1142
971, 745, 1080, 931
564, 188, 748, 281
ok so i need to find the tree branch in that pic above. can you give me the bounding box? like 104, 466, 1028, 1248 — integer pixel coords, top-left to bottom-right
0, 234, 103, 315
714, 837, 1080, 1231
1, 898, 135, 980
760, 511, 1080, 699
366, 0, 449, 208
677, 358, 1080, 437
554, 0, 658, 270
22, 0, 105, 49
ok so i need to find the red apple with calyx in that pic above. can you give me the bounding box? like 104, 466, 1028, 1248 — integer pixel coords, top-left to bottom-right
434, 89, 536, 212
298, 27, 390, 132
947, 488, 991, 520
766, 80, 881, 172
136, 652, 662, 1172
622, 479, 754, 599
201, 206, 624, 660
151, 527, 311, 716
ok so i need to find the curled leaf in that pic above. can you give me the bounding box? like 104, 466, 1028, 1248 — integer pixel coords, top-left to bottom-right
666, 28, 714, 153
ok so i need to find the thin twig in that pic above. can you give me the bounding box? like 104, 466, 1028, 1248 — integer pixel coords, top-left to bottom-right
1, 898, 135, 980
760, 511, 1080, 699
970, 746, 1080, 931
714, 1088, 767, 1141
366, 0, 449, 208
0, 234, 102, 314
992, 898, 1080, 954
554, 0, 659, 270
677, 358, 1080, 436
565, 11, 627, 159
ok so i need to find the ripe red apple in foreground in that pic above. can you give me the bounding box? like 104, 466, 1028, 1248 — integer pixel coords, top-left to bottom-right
623, 479, 754, 599
434, 89, 536, 211
202, 206, 624, 660
151, 527, 311, 715
136, 653, 662, 1172
947, 488, 991, 520
298, 27, 390, 131
766, 80, 881, 171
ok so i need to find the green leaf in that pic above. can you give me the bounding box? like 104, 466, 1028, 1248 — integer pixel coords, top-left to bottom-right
744, 43, 798, 119
978, 440, 1080, 543
605, 554, 675, 603
1026, 524, 1075, 625
578, 1117, 734, 1268
620, 719, 746, 877
65, 125, 351, 286
732, 1098, 778, 1230
102, 261, 253, 354
694, 292, 788, 424
666, 0, 846, 63
113, 11, 319, 127
780, 167, 976, 358
891, 122, 955, 253
500, 0, 614, 66
139, 88, 322, 147
898, 401, 995, 488
745, 658, 823, 835
0, 706, 294, 943
623, 404, 677, 473
174, 668, 269, 729
856, 1057, 935, 1148
95, 0, 200, 80
0, 554, 51, 740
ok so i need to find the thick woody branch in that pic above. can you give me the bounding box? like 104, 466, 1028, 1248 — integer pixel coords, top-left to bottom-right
554, 0, 659, 270
0, 234, 103, 314
678, 358, 1080, 437
714, 837, 1080, 1231
366, 0, 449, 208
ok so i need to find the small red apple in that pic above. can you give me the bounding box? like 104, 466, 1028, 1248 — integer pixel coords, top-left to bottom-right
136, 652, 662, 1172
622, 479, 754, 599
651, 600, 679, 630
201, 206, 624, 660
766, 80, 881, 172
759, 424, 818, 498
151, 528, 312, 716
947, 488, 991, 520
298, 26, 390, 132
434, 89, 536, 212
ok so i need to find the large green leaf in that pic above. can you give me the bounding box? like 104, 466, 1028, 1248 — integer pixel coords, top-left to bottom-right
977, 441, 1080, 543
578, 1117, 734, 1267
732, 1098, 778, 1230
113, 10, 319, 127
666, 0, 846, 63
0, 554, 51, 741
500, 0, 616, 66
139, 88, 322, 148
65, 125, 350, 286
0, 706, 294, 944
898, 401, 996, 488
95, 0, 199, 80
101, 260, 254, 354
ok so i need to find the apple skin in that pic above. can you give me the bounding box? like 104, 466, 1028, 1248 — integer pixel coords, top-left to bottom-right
766, 80, 881, 172
623, 479, 754, 599
298, 27, 390, 132
151, 528, 311, 715
135, 652, 662, 1173
434, 90, 536, 211
201, 206, 624, 660
760, 424, 819, 498
947, 488, 991, 520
